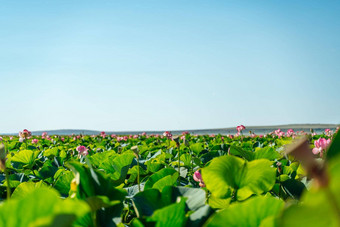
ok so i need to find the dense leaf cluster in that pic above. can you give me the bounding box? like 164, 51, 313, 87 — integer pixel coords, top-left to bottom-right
0, 130, 339, 226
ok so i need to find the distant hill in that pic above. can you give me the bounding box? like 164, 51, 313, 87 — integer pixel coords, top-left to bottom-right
1, 124, 338, 136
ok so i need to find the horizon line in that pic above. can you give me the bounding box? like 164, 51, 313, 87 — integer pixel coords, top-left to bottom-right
1, 123, 338, 135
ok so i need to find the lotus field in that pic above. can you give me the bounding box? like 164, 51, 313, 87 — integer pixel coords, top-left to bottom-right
1, 126, 340, 227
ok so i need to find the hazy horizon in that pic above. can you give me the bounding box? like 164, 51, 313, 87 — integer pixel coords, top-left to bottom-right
1, 123, 338, 136
1, 1, 339, 133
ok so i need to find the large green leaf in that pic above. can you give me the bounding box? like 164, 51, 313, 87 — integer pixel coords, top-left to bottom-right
204, 196, 284, 227
145, 159, 162, 173
44, 147, 59, 158
190, 143, 205, 155
162, 186, 207, 211
146, 198, 187, 227
127, 165, 148, 183
66, 161, 127, 200
208, 195, 231, 209
253, 147, 281, 161
281, 179, 306, 200
202, 156, 276, 200
66, 161, 127, 227
229, 146, 253, 161
162, 187, 212, 227
144, 168, 179, 191
280, 154, 340, 227
132, 189, 169, 217
279, 199, 337, 227
132, 186, 207, 218
88, 150, 117, 167
326, 131, 340, 161
11, 150, 40, 168
189, 205, 214, 227
99, 152, 135, 185
37, 160, 58, 179
0, 187, 90, 227
11, 181, 46, 199
53, 169, 74, 196
180, 153, 192, 167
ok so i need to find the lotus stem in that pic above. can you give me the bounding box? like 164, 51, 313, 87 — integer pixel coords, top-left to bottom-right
172, 136, 181, 185
0, 144, 10, 199
178, 148, 180, 185
131, 146, 141, 192
5, 168, 11, 199
189, 147, 194, 175
137, 155, 141, 192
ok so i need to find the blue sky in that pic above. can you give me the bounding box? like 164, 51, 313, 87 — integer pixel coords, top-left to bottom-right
0, 1, 339, 133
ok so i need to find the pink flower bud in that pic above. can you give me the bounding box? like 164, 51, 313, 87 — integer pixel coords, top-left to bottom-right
76, 145, 88, 156
32, 139, 38, 144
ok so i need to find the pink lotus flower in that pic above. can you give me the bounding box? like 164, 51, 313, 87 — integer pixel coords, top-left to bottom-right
274, 129, 285, 138
32, 139, 38, 144
0, 137, 2, 141
163, 131, 173, 139
76, 145, 88, 156
221, 136, 224, 141
325, 129, 332, 136
141, 132, 146, 136
111, 134, 117, 138
61, 137, 65, 142
19, 129, 31, 138
182, 131, 189, 136
117, 137, 123, 142
133, 135, 139, 139
209, 134, 215, 138
236, 125, 246, 132
274, 128, 281, 135
312, 138, 331, 157
286, 129, 295, 137
42, 132, 48, 138
193, 170, 205, 187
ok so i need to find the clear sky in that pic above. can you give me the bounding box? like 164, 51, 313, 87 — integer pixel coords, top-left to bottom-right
1, 1, 339, 133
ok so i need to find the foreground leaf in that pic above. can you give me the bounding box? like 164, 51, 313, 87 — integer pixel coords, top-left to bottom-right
0, 187, 90, 227
202, 156, 276, 200
144, 168, 179, 191
204, 196, 284, 227
146, 198, 187, 227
